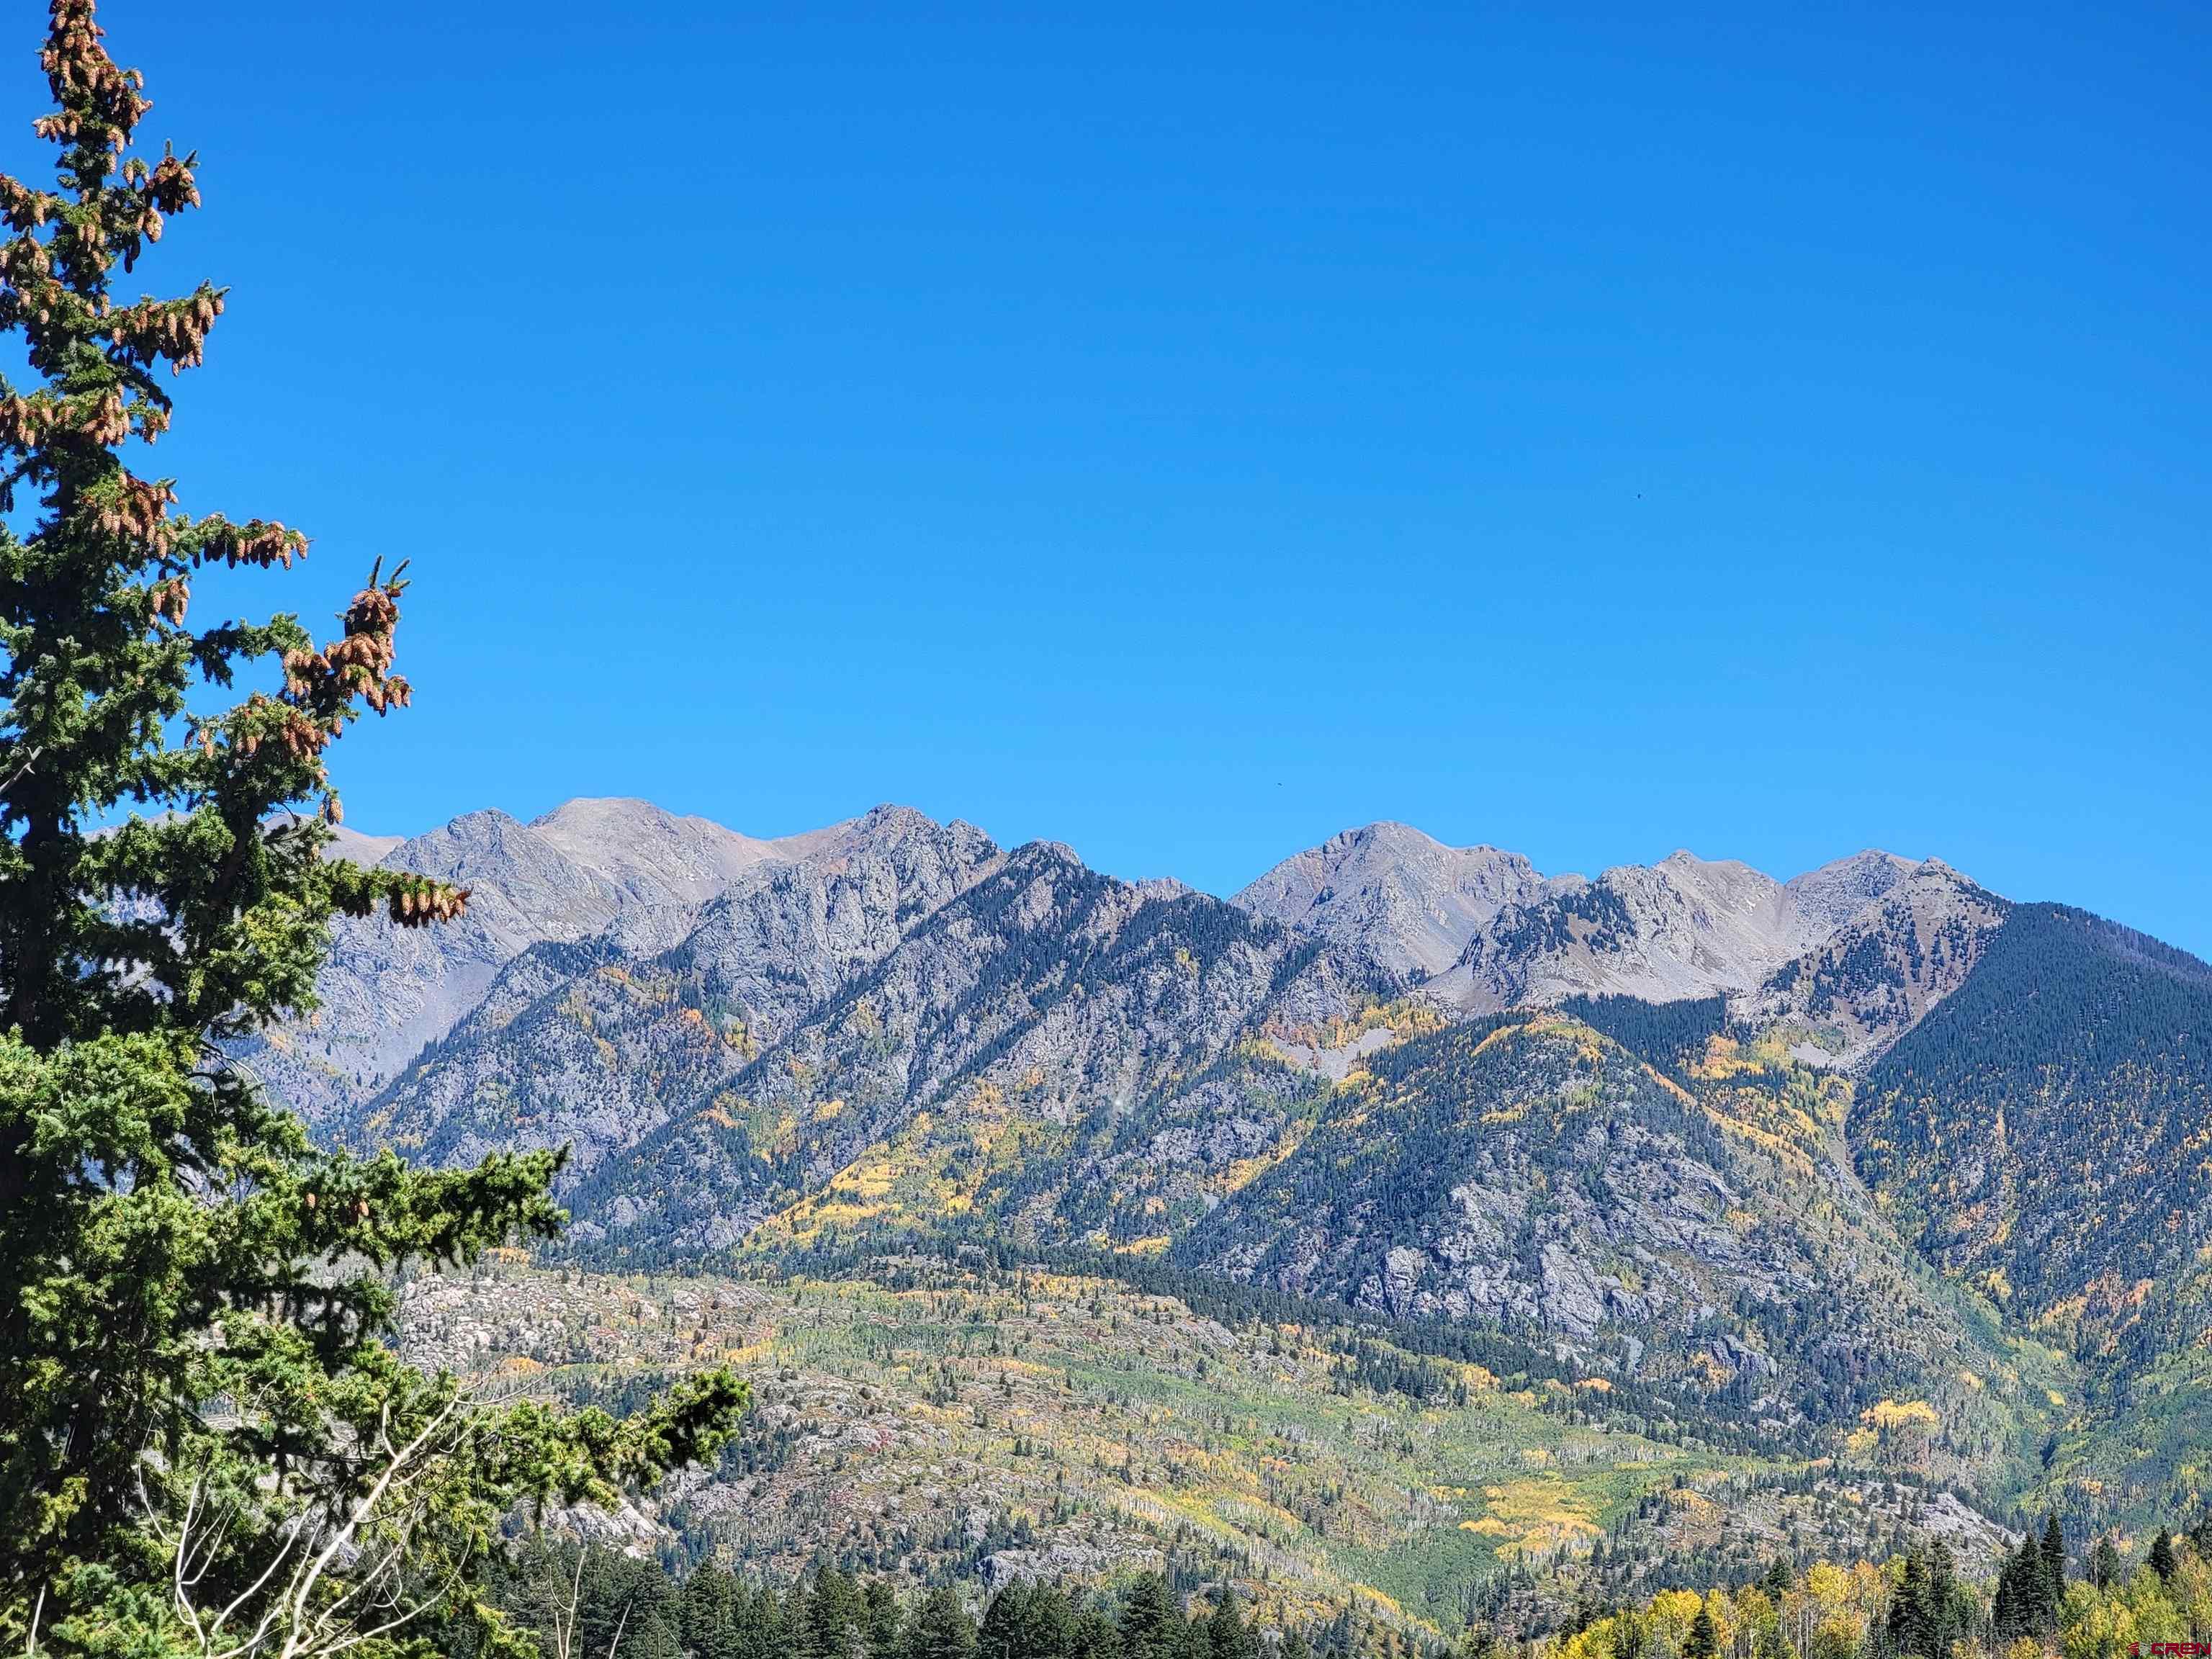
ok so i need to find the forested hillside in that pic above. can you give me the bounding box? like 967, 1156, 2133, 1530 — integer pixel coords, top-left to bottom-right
1180, 1013, 2064, 1498
480, 1529, 2212, 1659
1856, 904, 2212, 1336
1852, 904, 2212, 1527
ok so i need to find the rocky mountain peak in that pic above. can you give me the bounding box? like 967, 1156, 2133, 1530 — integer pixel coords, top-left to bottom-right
1646, 851, 1797, 917
1745, 858, 2010, 1068
1020, 838, 1085, 867
526, 796, 793, 910
844, 802, 949, 841
1233, 821, 1545, 979
1785, 848, 1920, 930
320, 824, 405, 866
1430, 849, 1825, 1012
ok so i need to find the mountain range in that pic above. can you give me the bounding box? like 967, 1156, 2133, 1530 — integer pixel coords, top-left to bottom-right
243, 797, 2212, 1592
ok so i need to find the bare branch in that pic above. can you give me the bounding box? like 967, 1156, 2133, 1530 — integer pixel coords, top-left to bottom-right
151, 1391, 483, 1659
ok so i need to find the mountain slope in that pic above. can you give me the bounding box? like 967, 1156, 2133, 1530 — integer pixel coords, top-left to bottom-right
1853, 903, 2212, 1342
342, 805, 1003, 1181
1179, 1012, 2067, 1497
566, 840, 1398, 1256
243, 809, 635, 1124
248, 799, 859, 1130
1851, 902, 2212, 1523
1238, 835, 1943, 1017
397, 1253, 2024, 1629
1745, 860, 2011, 1068
529, 796, 842, 917
251, 801, 2212, 1532
1781, 849, 1919, 931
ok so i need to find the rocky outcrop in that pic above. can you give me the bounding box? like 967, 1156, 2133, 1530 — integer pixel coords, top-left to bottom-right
243, 809, 635, 1126
566, 838, 1395, 1253
244, 799, 858, 1129
1783, 848, 1919, 931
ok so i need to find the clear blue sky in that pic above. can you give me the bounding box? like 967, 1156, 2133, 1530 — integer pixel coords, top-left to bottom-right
23, 3, 2211, 949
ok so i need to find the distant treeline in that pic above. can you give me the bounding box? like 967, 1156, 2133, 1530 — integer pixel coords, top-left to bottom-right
481, 1548, 1349, 1659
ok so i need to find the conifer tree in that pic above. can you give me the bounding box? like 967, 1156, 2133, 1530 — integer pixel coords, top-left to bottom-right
806, 1570, 866, 1659
1204, 1595, 1254, 1659
2090, 1536, 2122, 1591
2040, 1514, 2068, 1601
0, 3, 745, 1651
902, 1588, 979, 1659
2150, 1530, 2180, 1585
1118, 1576, 1186, 1659
1992, 1539, 2049, 1645
1887, 1550, 1937, 1659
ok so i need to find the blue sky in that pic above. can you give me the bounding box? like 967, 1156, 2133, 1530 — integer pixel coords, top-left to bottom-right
21, 3, 2211, 948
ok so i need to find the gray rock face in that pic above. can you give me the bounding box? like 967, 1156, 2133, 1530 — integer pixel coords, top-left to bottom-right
320, 824, 405, 865
282, 800, 1403, 1257
274, 808, 1977, 1145
1238, 832, 1951, 1020
1333, 1101, 1768, 1346
243, 799, 858, 1129
261, 804, 2010, 1302
242, 810, 632, 1125
1745, 860, 2010, 1068
1232, 823, 1545, 979
1432, 851, 1833, 1012
1784, 849, 1920, 931
341, 804, 1003, 1179
531, 796, 845, 914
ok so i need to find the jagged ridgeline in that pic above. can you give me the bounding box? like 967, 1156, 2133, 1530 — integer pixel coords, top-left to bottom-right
260, 800, 2212, 1583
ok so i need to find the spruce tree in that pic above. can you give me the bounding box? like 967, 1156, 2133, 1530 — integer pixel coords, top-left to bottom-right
902, 1589, 979, 1659
2150, 1530, 2180, 1584
979, 1586, 1038, 1659
864, 1581, 907, 1659
2090, 1535, 2123, 1591
1991, 1542, 2040, 1645
0, 3, 745, 1651
1204, 1595, 1254, 1659
806, 1570, 867, 1659
2040, 1513, 2068, 1603
1118, 1576, 1186, 1659
1683, 1606, 1719, 1659
1066, 1606, 1123, 1659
